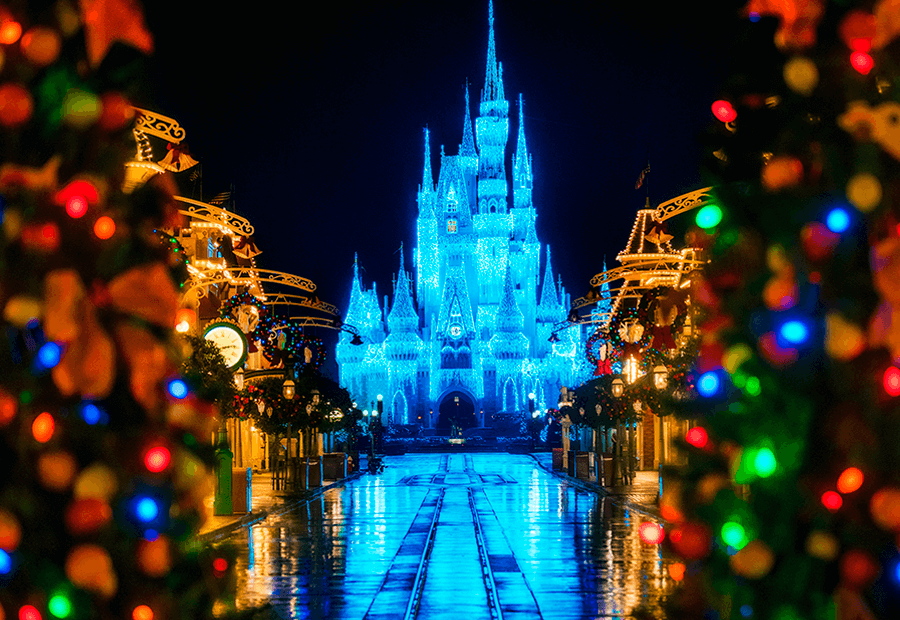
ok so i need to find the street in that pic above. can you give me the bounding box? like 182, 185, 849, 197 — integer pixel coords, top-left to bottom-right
216, 453, 678, 619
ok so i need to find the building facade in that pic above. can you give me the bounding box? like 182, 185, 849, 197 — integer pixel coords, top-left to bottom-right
336, 3, 590, 430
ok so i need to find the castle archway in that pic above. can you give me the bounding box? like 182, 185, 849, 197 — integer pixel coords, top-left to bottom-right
437, 390, 477, 435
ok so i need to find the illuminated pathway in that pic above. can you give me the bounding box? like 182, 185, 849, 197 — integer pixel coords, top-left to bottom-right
225, 453, 679, 619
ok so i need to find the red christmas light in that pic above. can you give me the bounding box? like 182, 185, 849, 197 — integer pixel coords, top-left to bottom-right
66, 195, 88, 218
821, 490, 843, 512
639, 521, 665, 544
884, 366, 900, 397
685, 426, 709, 449
850, 52, 874, 75
837, 467, 864, 494
711, 100, 737, 123
144, 446, 171, 473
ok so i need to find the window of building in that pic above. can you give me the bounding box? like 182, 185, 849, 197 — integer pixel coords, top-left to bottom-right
447, 219, 457, 234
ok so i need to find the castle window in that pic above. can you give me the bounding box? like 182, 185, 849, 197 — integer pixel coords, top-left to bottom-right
447, 219, 457, 234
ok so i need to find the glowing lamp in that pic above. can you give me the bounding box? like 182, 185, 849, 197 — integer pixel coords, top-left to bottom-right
721, 520, 748, 550
37, 341, 62, 368
65, 195, 88, 218
639, 522, 665, 544
850, 51, 874, 75
826, 207, 851, 233
821, 490, 843, 512
133, 496, 159, 523
212, 557, 228, 577
234, 368, 244, 390
19, 605, 41, 620
653, 365, 669, 390
711, 100, 737, 123
48, 594, 72, 618
144, 446, 171, 473
697, 371, 721, 397
132, 605, 154, 620
32, 412, 55, 443
695, 205, 723, 229
685, 426, 708, 449
93, 216, 116, 240
837, 467, 864, 494
282, 379, 295, 400
0, 20, 22, 45
0, 548, 11, 574
167, 379, 189, 400
610, 377, 625, 398
884, 367, 900, 397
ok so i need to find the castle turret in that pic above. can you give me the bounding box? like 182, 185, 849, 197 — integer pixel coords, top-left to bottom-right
476, 0, 509, 216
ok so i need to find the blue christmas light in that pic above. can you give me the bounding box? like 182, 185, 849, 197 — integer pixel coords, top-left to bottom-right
740, 604, 754, 618
697, 371, 721, 397
167, 379, 189, 400
37, 342, 62, 369
779, 319, 810, 345
0, 549, 11, 575
80, 402, 102, 425
133, 496, 159, 523
825, 207, 851, 234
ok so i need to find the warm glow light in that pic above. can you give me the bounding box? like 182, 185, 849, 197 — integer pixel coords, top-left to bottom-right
884, 367, 900, 397
32, 412, 55, 443
0, 21, 22, 45
837, 467, 864, 494
822, 491, 843, 512
132, 606, 154, 620
850, 51, 874, 74
711, 99, 737, 123
65, 195, 88, 218
93, 216, 116, 240
685, 426, 708, 449
639, 521, 665, 544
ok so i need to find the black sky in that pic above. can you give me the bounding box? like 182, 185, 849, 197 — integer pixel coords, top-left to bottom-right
144, 0, 745, 320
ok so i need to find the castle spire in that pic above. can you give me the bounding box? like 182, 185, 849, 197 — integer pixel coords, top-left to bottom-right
460, 82, 477, 158
482, 0, 505, 104
538, 246, 560, 320
515, 94, 528, 163
388, 244, 418, 333
421, 127, 434, 195
496, 261, 524, 333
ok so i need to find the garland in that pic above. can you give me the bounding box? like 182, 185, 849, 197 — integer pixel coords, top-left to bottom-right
261, 319, 326, 371
219, 291, 271, 342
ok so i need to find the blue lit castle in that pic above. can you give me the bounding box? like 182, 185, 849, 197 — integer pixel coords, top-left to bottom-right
337, 2, 588, 430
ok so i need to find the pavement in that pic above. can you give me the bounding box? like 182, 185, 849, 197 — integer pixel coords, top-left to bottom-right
195, 451, 663, 544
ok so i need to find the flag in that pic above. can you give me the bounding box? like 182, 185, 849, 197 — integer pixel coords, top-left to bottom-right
208, 191, 231, 206
635, 164, 650, 189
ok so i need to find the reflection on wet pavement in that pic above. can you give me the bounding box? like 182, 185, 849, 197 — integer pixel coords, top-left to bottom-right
224, 453, 678, 619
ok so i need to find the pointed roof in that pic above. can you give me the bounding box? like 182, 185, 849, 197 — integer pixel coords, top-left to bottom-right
388, 245, 418, 333
524, 208, 538, 244
482, 0, 505, 104
538, 246, 561, 321
421, 127, 434, 195
436, 266, 476, 337
496, 262, 524, 333
513, 94, 531, 180
460, 83, 477, 158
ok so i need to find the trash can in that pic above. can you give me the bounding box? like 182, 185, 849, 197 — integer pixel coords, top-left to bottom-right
601, 453, 616, 486
322, 453, 346, 480
231, 468, 250, 514
575, 452, 594, 482
552, 448, 564, 470
307, 457, 323, 488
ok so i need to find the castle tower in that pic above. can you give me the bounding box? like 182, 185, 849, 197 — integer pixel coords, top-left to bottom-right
384, 246, 422, 424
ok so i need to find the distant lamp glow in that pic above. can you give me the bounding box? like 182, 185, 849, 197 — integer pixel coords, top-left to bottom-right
779, 319, 810, 345
282, 379, 295, 400
697, 371, 721, 397
234, 368, 244, 390
837, 467, 864, 494
653, 365, 669, 390
826, 207, 851, 233
883, 367, 900, 397
822, 490, 843, 512
695, 205, 723, 229
166, 379, 188, 400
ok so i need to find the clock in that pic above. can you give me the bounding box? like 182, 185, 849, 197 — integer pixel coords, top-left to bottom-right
203, 321, 248, 370
449, 323, 463, 339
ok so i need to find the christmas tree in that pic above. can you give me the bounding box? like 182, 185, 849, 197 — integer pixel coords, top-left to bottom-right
664, 1, 900, 619
0, 1, 248, 618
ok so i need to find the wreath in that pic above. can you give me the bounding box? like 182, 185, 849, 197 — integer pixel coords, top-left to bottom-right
219, 291, 271, 342
586, 327, 617, 373
261, 319, 326, 371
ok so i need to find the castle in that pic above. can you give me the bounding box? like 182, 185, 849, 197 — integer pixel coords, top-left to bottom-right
336, 2, 590, 431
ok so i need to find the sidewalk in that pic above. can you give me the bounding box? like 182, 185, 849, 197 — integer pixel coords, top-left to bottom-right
529, 451, 663, 520
196, 465, 363, 542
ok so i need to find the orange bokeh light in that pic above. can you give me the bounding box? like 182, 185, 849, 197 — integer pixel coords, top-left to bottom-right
93, 216, 116, 240
837, 467, 864, 494
32, 412, 55, 443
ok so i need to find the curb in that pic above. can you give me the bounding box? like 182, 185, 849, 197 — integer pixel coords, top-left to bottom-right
196, 470, 365, 544
523, 453, 664, 522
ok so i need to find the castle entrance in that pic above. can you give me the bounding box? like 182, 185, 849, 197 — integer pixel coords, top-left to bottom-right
437, 391, 477, 436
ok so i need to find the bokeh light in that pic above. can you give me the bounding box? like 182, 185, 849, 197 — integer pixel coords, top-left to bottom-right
695, 205, 723, 229
685, 426, 708, 448
825, 207, 850, 233
697, 371, 721, 397
779, 319, 810, 346
144, 446, 171, 473
37, 341, 62, 369
65, 195, 88, 218
47, 594, 72, 618
711, 100, 737, 123
822, 490, 843, 512
133, 497, 159, 523
639, 521, 665, 544
850, 51, 874, 74
837, 467, 864, 494
132, 605, 154, 620
32, 412, 55, 443
0, 548, 11, 574
753, 447, 777, 478
167, 379, 188, 400
93, 216, 116, 240
884, 367, 900, 397
721, 520, 748, 550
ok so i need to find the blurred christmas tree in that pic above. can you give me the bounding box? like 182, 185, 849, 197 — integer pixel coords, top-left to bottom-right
665, 1, 900, 618
0, 1, 249, 618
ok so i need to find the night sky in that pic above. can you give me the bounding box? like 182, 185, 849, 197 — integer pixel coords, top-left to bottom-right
143, 1, 745, 336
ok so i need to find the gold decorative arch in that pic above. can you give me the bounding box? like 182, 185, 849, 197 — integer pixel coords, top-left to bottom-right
174, 196, 255, 237
183, 268, 316, 301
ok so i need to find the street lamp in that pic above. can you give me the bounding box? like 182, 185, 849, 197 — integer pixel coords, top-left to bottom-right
653, 365, 669, 390
282, 378, 295, 400
234, 367, 244, 390
611, 378, 625, 398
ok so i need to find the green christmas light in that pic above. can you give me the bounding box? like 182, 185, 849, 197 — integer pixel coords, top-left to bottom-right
745, 376, 761, 396
721, 520, 748, 549
48, 594, 72, 618
753, 447, 777, 478
696, 205, 723, 229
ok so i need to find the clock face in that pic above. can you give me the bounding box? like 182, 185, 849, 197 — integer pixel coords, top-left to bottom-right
449, 323, 462, 339
203, 323, 248, 370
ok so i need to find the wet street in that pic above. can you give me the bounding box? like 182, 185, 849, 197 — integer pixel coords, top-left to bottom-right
221, 453, 679, 619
